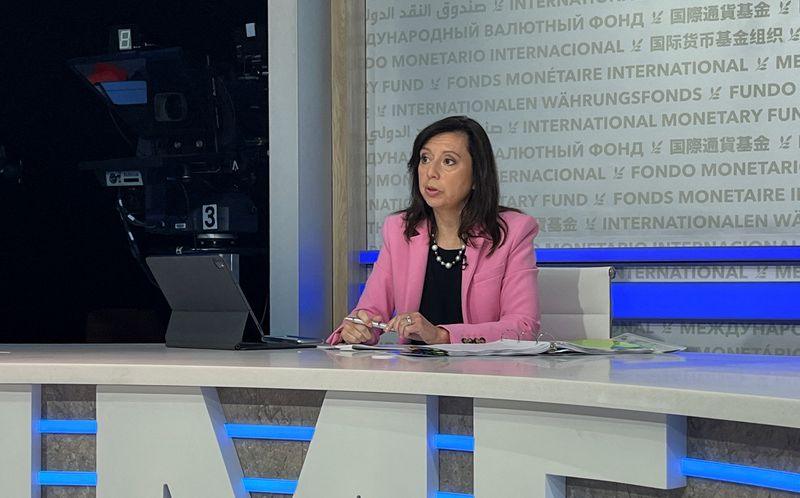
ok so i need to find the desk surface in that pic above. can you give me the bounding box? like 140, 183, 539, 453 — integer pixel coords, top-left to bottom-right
1, 344, 798, 427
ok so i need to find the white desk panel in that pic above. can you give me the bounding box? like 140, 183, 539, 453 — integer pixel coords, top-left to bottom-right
3, 345, 800, 498
0, 345, 798, 428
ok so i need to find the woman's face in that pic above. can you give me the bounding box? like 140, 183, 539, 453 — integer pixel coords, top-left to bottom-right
417, 131, 474, 218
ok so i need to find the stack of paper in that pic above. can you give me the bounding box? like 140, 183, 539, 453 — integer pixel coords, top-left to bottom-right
336, 333, 685, 357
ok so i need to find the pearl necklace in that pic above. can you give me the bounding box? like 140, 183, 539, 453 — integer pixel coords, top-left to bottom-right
431, 238, 467, 270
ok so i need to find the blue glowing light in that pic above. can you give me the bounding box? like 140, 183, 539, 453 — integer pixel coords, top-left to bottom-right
38, 420, 97, 434
224, 424, 314, 441
682, 458, 800, 493
30, 422, 800, 496
535, 246, 800, 265
613, 282, 800, 321
38, 471, 97, 486
433, 434, 475, 452
242, 477, 297, 494
361, 246, 800, 265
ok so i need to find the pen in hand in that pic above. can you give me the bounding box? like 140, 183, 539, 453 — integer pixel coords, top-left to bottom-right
344, 316, 394, 331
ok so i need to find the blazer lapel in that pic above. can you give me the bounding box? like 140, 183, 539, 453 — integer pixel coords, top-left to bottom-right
460, 236, 486, 323
404, 221, 430, 312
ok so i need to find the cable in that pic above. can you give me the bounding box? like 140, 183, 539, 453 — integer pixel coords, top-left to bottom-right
115, 191, 159, 288
116, 190, 157, 229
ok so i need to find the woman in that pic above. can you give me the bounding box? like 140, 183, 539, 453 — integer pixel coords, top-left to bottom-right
328, 115, 539, 345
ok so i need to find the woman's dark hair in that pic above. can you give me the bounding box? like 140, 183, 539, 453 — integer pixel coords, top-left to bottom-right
400, 115, 517, 254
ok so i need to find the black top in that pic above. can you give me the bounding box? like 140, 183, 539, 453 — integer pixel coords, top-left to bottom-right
413, 246, 463, 344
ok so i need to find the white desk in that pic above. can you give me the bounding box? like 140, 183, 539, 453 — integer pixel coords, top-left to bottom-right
1, 345, 799, 498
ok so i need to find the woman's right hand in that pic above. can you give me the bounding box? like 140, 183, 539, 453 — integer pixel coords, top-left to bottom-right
340, 309, 384, 344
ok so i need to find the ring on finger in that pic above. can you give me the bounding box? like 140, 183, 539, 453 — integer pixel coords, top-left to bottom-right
405, 315, 413, 325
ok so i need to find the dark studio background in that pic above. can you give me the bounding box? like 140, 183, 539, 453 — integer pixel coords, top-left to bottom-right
0, 1, 268, 343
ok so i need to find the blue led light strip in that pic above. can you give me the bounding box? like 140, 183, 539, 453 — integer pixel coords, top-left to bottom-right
433, 437, 474, 498
35, 459, 800, 494
242, 477, 297, 494
32, 427, 799, 493
38, 420, 97, 434
612, 282, 800, 321
224, 423, 314, 441
682, 458, 800, 493
535, 246, 800, 265
431, 438, 800, 495
433, 434, 475, 452
361, 247, 800, 321
38, 471, 97, 486
35, 472, 299, 493
361, 246, 800, 265
361, 280, 800, 321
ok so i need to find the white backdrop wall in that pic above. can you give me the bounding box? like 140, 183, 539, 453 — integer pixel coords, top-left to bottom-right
364, 0, 800, 355
365, 0, 800, 249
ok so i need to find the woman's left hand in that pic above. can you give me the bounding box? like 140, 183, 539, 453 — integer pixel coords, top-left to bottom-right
387, 312, 450, 344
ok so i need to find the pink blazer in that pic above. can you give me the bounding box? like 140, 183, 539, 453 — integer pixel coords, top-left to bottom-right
328, 210, 540, 344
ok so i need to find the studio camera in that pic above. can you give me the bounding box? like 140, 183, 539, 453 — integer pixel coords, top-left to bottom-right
69, 24, 268, 254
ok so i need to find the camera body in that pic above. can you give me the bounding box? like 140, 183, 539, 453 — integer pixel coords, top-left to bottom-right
70, 26, 267, 253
